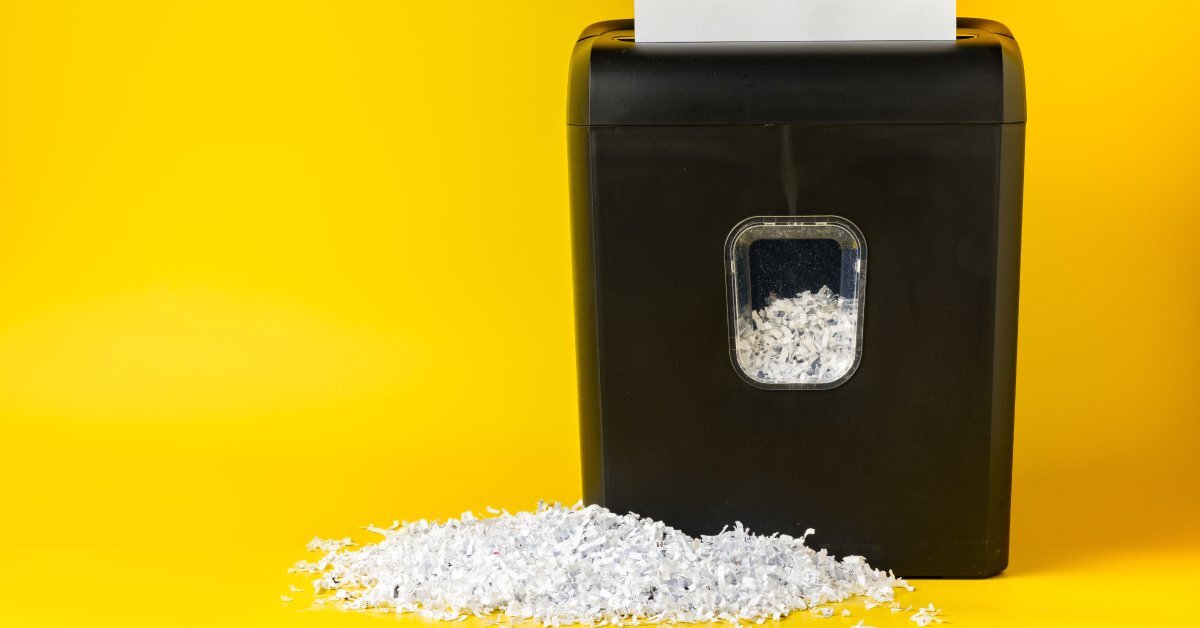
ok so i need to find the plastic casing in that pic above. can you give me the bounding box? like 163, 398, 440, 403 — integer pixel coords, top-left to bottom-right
569, 18, 1025, 577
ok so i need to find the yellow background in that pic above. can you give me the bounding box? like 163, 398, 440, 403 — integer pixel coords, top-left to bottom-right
1, 1, 1197, 626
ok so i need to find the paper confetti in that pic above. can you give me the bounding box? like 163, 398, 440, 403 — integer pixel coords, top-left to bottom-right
910, 603, 944, 626
735, 286, 858, 385
291, 501, 911, 625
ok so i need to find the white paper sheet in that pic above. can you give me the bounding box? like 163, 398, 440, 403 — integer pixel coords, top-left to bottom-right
635, 0, 956, 43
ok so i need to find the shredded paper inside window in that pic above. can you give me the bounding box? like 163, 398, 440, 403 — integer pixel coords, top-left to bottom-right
735, 286, 859, 385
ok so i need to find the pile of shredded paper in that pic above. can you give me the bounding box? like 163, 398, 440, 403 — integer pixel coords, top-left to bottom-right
735, 286, 859, 385
291, 502, 926, 625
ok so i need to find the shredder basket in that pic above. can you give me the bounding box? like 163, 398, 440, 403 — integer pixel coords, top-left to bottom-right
568, 17, 1025, 577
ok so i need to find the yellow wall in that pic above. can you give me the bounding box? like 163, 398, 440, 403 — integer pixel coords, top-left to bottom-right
1, 2, 1197, 626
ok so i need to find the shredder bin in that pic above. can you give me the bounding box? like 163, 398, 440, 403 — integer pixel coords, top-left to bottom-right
568, 17, 1025, 577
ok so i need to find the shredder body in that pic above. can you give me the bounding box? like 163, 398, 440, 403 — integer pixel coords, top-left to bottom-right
568, 18, 1026, 577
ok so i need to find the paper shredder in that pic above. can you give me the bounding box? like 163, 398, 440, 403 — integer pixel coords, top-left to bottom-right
568, 17, 1025, 577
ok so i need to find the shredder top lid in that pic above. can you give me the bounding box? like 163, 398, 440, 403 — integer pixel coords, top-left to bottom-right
568, 18, 1026, 126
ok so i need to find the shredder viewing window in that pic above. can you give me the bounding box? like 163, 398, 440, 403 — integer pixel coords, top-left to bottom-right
725, 216, 867, 390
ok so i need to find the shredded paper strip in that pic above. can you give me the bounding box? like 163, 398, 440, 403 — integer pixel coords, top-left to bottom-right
291, 502, 912, 625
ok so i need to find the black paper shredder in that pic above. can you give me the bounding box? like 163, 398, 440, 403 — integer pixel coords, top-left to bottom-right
568, 18, 1025, 577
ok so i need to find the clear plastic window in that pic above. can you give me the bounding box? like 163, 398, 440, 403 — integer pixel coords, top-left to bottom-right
725, 216, 867, 390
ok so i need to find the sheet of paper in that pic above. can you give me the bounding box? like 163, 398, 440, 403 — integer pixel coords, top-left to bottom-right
634, 0, 956, 43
